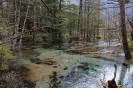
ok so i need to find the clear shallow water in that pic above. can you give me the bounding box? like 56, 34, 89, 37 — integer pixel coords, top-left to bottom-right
97, 39, 122, 47
18, 40, 133, 88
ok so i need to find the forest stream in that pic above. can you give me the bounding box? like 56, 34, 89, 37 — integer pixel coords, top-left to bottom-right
16, 39, 133, 88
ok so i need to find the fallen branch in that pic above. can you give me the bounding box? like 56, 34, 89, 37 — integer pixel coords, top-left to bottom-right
108, 64, 118, 88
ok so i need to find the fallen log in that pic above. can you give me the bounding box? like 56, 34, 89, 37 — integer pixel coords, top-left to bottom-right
108, 64, 118, 88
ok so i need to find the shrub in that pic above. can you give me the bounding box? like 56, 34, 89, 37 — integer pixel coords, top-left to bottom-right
22, 34, 33, 42
0, 41, 15, 70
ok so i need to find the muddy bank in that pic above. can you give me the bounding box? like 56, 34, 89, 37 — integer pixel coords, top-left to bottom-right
0, 57, 66, 88
25, 63, 65, 88
23, 54, 67, 88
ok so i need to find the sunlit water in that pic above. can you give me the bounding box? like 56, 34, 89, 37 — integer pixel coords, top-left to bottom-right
19, 39, 133, 88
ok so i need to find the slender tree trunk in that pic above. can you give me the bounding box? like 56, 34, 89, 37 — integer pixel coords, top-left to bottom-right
97, 23, 99, 37
119, 63, 127, 84
68, 0, 72, 37
86, 1, 90, 41
97, 0, 100, 38
58, 0, 62, 48
6, 0, 10, 22
19, 1, 30, 47
84, 0, 87, 40
33, 1, 37, 45
0, 1, 4, 17
12, 0, 21, 49
52, 0, 58, 43
77, 0, 83, 38
59, 0, 62, 39
119, 1, 131, 59
12, 0, 17, 49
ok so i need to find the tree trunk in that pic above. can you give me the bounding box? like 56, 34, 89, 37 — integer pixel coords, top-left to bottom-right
33, 1, 37, 45
68, 0, 72, 37
0, 1, 4, 17
19, 1, 30, 47
77, 0, 83, 38
6, 0, 10, 22
12, 0, 21, 49
52, 0, 58, 43
83, 0, 87, 40
86, 1, 90, 41
119, 1, 131, 59
59, 0, 62, 39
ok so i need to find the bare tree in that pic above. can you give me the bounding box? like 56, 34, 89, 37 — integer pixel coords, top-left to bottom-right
119, 0, 131, 59
77, 0, 83, 39
12, 0, 21, 49
33, 0, 37, 45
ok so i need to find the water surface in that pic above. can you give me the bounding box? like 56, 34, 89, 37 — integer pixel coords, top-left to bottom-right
19, 40, 133, 88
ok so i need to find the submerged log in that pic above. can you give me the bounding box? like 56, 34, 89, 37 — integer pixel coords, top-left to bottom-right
108, 64, 118, 88
108, 79, 117, 88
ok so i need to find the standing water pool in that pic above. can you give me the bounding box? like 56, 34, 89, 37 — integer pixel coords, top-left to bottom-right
19, 40, 133, 88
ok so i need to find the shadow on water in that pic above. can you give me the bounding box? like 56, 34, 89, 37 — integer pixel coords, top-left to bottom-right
48, 63, 86, 88
43, 43, 70, 50
119, 59, 133, 88
48, 59, 133, 88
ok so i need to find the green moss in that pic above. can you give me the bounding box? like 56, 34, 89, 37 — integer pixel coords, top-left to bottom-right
0, 43, 15, 59
128, 41, 133, 50
96, 35, 103, 39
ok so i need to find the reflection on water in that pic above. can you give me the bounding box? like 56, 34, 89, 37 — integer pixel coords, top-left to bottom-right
61, 62, 101, 88
49, 72, 61, 88
17, 40, 133, 88
98, 39, 122, 47
59, 60, 133, 88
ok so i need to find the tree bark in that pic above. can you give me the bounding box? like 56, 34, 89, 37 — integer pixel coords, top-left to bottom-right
33, 1, 37, 45
12, 0, 21, 49
0, 1, 4, 17
58, 0, 62, 42
77, 0, 83, 38
119, 1, 131, 59
19, 1, 30, 47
